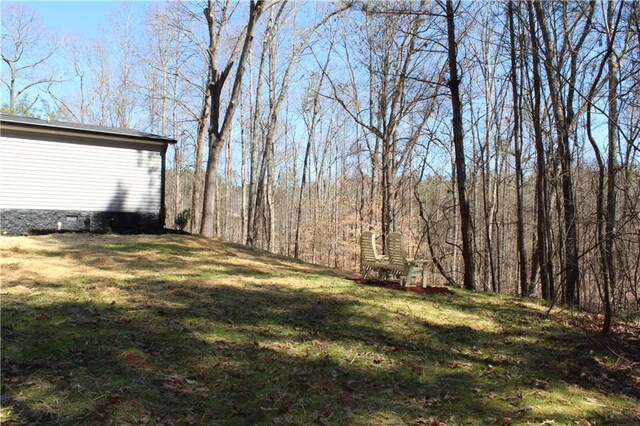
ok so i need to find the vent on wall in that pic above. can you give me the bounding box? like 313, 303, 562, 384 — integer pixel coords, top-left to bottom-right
66, 215, 78, 222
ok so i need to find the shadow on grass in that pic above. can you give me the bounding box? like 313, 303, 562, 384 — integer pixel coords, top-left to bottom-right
0, 293, 465, 423
2, 235, 638, 424
3, 280, 639, 424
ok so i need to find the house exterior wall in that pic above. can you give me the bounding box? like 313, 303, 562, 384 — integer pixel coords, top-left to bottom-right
0, 129, 167, 234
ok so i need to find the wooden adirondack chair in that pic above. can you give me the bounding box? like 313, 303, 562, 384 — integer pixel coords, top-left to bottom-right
359, 231, 389, 278
386, 232, 428, 287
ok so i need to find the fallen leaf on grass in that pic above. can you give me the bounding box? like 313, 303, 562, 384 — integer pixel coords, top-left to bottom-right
414, 418, 447, 426
154, 414, 177, 425
41, 404, 59, 415
486, 417, 511, 425
514, 405, 533, 415
310, 410, 334, 425
184, 414, 198, 424
28, 359, 46, 368
163, 375, 210, 397
423, 397, 441, 408
119, 349, 147, 368
340, 393, 355, 407
534, 379, 549, 389
273, 414, 295, 425
224, 401, 241, 415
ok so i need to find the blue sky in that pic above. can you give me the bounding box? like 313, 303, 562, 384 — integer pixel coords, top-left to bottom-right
20, 1, 150, 38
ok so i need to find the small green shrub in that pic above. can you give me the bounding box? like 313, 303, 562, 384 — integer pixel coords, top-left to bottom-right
174, 209, 191, 231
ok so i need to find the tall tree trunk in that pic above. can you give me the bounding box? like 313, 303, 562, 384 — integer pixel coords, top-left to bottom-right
174, 144, 182, 223
240, 100, 248, 243
526, 0, 553, 300
478, 16, 496, 292
246, 43, 266, 245
200, 0, 264, 237
225, 130, 233, 240
446, 0, 476, 291
533, 1, 594, 304
190, 75, 212, 233
295, 114, 315, 258
603, 0, 622, 333
508, 0, 528, 296
381, 134, 394, 241
267, 142, 276, 252
490, 150, 501, 292
586, 105, 609, 334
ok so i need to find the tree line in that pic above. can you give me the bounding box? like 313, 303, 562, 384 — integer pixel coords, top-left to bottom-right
2, 0, 639, 332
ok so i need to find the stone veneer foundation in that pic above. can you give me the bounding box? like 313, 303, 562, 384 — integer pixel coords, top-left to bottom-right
0, 209, 163, 235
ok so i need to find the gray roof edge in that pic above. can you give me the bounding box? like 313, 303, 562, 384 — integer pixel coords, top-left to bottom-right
0, 114, 177, 144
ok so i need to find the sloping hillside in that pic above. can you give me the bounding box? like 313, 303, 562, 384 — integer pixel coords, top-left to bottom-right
1, 234, 638, 425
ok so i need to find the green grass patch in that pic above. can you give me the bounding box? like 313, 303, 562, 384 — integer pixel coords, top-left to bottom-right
1, 234, 638, 425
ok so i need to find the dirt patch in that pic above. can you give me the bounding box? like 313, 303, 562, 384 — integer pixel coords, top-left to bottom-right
119, 349, 149, 369
348, 278, 454, 294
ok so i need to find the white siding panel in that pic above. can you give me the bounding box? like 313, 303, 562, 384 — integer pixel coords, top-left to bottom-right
0, 135, 163, 213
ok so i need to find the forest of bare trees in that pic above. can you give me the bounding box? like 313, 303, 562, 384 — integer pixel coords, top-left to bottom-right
2, 0, 639, 332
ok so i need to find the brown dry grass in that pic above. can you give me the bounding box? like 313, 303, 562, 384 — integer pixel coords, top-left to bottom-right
0, 233, 341, 300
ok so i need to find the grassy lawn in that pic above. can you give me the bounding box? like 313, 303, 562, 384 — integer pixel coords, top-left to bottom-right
1, 234, 639, 425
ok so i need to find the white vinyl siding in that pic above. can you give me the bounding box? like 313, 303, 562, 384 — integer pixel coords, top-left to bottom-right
0, 134, 163, 213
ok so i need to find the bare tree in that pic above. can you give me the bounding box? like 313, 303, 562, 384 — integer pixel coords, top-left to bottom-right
190, 70, 212, 233
507, 0, 528, 296
1, 3, 58, 113
294, 50, 332, 258
247, 1, 349, 249
444, 0, 476, 291
45, 35, 95, 123
525, 0, 554, 301
534, 0, 595, 305
326, 1, 439, 251
200, 0, 266, 237
584, 0, 625, 333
